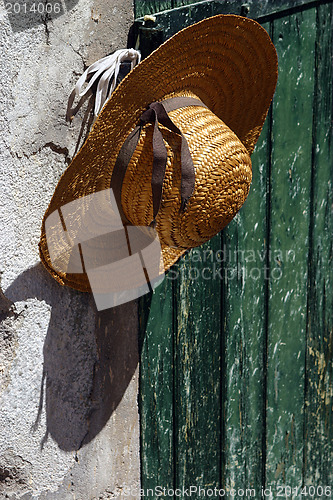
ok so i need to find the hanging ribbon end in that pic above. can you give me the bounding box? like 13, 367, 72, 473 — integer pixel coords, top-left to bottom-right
149, 219, 157, 229
180, 198, 190, 213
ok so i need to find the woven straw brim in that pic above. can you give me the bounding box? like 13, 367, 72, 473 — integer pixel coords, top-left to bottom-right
39, 14, 278, 292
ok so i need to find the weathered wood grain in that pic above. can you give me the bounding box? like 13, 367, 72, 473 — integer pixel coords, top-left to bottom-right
221, 79, 271, 491
135, 0, 194, 18
175, 237, 222, 490
265, 9, 316, 489
303, 1, 333, 486
135, 0, 173, 18
139, 280, 175, 489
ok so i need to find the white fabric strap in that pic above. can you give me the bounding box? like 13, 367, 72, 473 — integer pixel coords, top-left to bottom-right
67, 48, 141, 120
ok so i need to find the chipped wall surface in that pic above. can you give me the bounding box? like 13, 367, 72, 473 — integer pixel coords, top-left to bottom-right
0, 0, 140, 498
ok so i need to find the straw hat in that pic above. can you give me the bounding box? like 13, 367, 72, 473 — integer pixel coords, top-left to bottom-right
39, 14, 278, 292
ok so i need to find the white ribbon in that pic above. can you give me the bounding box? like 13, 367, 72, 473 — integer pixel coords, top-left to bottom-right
67, 48, 141, 120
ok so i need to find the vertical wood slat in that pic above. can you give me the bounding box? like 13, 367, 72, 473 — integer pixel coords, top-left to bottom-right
138, 282, 174, 490
265, 9, 316, 488
172, 0, 194, 6
139, 241, 223, 494
135, 0, 194, 18
221, 48, 271, 490
303, 2, 333, 486
135, 0, 172, 18
175, 237, 222, 491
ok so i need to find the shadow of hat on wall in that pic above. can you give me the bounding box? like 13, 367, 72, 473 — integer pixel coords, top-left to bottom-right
4, 263, 140, 451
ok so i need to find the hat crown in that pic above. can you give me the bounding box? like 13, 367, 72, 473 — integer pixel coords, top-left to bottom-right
121, 91, 252, 249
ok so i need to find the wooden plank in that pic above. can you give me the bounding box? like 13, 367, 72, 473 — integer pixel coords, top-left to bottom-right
135, 0, 194, 18
173, 0, 196, 6
175, 236, 222, 491
135, 0, 172, 18
265, 8, 316, 489
221, 25, 271, 488
153, 2, 212, 40
135, 0, 328, 28
303, 2, 333, 487
138, 279, 175, 490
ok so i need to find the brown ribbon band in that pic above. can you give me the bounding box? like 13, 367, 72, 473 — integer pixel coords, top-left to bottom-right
110, 96, 208, 227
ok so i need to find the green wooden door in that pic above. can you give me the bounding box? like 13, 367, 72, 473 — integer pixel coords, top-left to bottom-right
135, 0, 333, 496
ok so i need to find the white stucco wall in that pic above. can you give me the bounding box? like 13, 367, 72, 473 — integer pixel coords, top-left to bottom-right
0, 0, 140, 497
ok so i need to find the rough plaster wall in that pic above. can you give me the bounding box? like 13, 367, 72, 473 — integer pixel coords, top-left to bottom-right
0, 0, 140, 498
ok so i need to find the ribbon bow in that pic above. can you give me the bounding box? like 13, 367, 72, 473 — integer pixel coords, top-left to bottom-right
111, 96, 207, 227
139, 100, 196, 226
